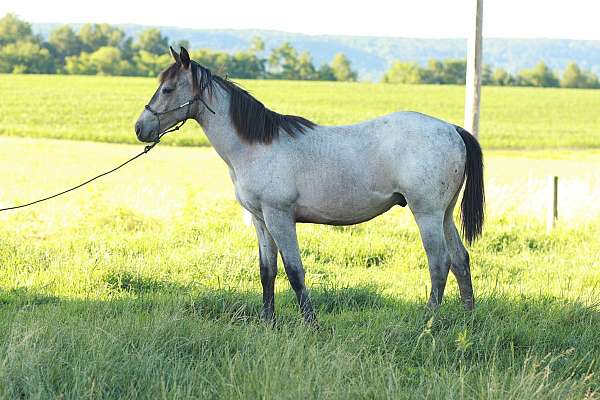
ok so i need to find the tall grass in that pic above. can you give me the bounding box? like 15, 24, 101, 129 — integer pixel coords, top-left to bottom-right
1, 137, 599, 398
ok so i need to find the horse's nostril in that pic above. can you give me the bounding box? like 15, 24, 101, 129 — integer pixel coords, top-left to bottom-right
135, 121, 142, 136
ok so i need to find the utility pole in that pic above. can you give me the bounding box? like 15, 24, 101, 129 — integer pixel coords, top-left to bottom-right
464, 0, 483, 138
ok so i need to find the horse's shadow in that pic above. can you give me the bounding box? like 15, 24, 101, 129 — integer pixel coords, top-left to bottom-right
2, 280, 599, 336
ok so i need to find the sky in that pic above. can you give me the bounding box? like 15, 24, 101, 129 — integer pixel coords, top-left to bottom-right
2, 0, 600, 40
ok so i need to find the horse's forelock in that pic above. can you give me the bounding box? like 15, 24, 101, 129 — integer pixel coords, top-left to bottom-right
159, 62, 181, 84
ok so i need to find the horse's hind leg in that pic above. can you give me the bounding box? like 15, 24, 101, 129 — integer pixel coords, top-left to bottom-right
444, 199, 475, 310
412, 211, 451, 309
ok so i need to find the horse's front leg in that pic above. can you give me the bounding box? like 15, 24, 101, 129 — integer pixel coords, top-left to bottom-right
261, 206, 317, 325
252, 215, 278, 323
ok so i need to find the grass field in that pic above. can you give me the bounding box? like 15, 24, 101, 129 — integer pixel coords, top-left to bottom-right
1, 135, 600, 398
2, 74, 600, 149
2, 73, 600, 398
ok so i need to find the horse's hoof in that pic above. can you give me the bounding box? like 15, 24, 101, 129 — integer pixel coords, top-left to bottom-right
463, 299, 475, 311
304, 315, 320, 330
426, 300, 441, 311
261, 311, 276, 327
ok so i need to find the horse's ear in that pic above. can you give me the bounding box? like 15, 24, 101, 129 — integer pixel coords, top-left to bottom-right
169, 46, 181, 64
180, 47, 190, 69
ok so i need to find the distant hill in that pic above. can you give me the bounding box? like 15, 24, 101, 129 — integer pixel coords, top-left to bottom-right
32, 23, 600, 81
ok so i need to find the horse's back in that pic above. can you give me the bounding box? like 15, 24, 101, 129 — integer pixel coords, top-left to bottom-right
307, 111, 466, 186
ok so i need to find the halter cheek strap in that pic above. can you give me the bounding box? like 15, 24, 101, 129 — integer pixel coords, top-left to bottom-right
144, 95, 216, 142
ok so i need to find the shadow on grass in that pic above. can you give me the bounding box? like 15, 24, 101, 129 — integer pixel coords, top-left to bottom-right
95, 271, 405, 320
2, 282, 600, 387
2, 282, 599, 332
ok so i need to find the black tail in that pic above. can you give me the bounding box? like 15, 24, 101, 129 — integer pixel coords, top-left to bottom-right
456, 126, 485, 245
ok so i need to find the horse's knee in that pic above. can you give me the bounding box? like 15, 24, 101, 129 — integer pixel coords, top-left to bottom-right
450, 250, 470, 278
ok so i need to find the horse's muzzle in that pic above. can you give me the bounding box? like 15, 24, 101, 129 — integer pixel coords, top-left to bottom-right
134, 121, 159, 143
135, 121, 143, 137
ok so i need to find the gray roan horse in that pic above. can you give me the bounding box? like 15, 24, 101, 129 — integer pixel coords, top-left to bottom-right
135, 47, 484, 325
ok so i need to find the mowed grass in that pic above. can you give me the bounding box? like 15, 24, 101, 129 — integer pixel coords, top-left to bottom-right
1, 136, 600, 398
2, 74, 600, 149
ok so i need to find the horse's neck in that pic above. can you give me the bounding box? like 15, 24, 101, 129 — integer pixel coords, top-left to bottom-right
194, 88, 245, 168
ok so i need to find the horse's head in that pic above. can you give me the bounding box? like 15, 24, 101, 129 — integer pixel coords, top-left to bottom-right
134, 47, 196, 143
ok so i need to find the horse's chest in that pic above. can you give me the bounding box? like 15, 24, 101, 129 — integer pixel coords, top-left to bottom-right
233, 183, 260, 215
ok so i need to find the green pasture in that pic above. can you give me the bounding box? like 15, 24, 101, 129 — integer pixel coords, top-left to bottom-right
2, 73, 600, 149
1, 134, 600, 398
1, 73, 600, 398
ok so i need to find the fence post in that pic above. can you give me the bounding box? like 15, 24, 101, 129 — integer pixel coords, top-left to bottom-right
546, 176, 558, 232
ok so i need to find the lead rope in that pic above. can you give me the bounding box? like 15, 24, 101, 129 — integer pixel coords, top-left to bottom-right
0, 114, 193, 212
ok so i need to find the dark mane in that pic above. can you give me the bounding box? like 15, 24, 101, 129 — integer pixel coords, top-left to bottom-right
161, 61, 316, 144
213, 73, 316, 144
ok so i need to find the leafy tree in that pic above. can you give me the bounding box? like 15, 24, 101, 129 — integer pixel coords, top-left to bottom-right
491, 68, 515, 86
229, 51, 266, 79
441, 59, 466, 84
193, 49, 234, 75
191, 48, 226, 72
561, 62, 583, 88
132, 50, 171, 77
560, 62, 599, 88
382, 61, 424, 84
481, 64, 493, 85
585, 73, 599, 89
0, 41, 54, 73
119, 37, 135, 62
189, 48, 265, 79
423, 59, 465, 84
135, 28, 169, 55
269, 42, 300, 79
77, 23, 124, 52
518, 62, 559, 87
424, 59, 444, 83
317, 64, 336, 81
0, 14, 34, 45
48, 25, 82, 58
382, 59, 467, 85
64, 52, 96, 75
331, 53, 357, 81
296, 52, 317, 80
89, 46, 127, 75
65, 46, 133, 75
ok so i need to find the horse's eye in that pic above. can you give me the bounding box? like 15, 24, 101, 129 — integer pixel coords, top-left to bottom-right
162, 87, 174, 95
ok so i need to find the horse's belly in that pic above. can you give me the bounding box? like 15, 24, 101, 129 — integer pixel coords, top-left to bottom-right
294, 192, 404, 225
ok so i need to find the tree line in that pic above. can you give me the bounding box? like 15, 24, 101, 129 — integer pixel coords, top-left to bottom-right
0, 14, 357, 81
382, 59, 600, 89
2, 13, 598, 88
